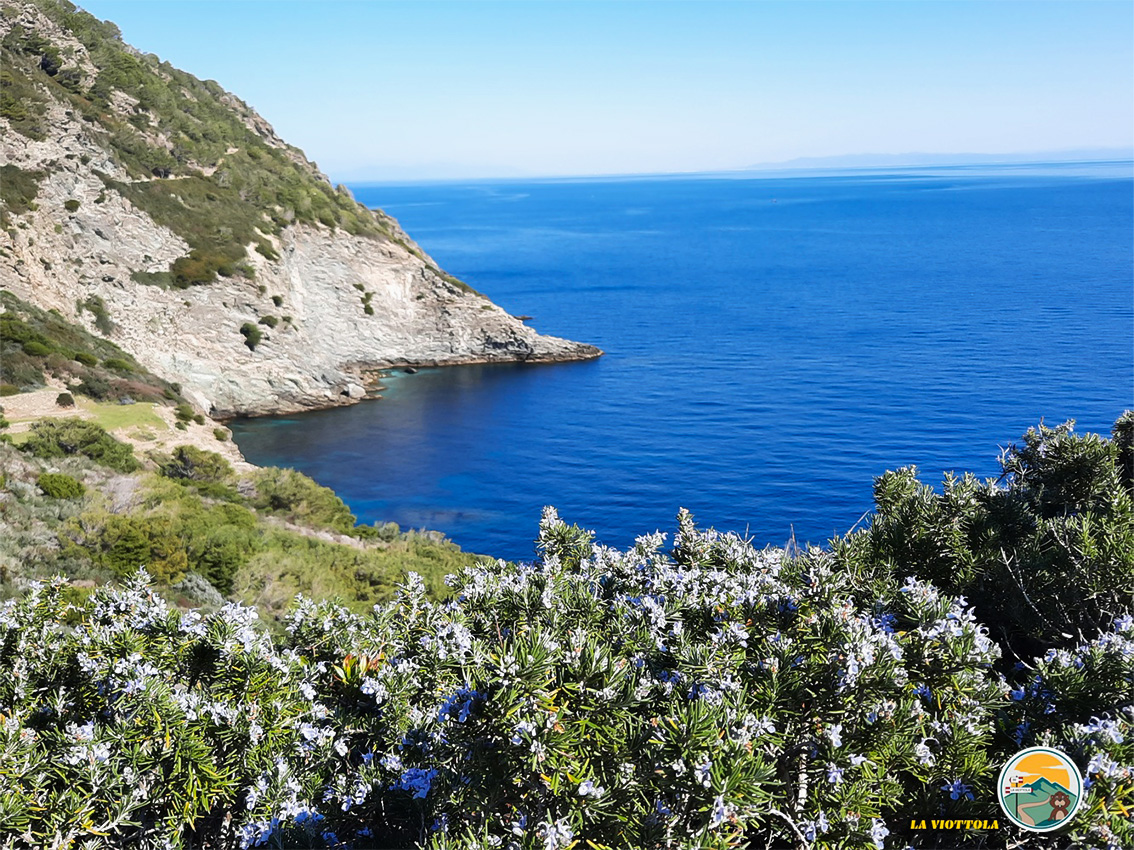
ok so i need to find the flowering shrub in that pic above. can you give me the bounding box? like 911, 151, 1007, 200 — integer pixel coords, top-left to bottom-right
36, 471, 85, 500
0, 515, 1071, 850
0, 575, 319, 849
1, 416, 1131, 849
1004, 617, 1134, 850
848, 417, 1134, 661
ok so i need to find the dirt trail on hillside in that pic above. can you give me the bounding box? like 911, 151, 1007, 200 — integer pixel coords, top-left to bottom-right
1, 385, 93, 431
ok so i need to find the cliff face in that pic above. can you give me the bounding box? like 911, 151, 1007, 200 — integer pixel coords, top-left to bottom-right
0, 0, 599, 417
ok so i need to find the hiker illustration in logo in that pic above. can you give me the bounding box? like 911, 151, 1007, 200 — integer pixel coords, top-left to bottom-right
997, 748, 1083, 832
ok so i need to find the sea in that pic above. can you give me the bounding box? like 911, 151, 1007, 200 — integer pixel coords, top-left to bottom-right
229, 162, 1134, 561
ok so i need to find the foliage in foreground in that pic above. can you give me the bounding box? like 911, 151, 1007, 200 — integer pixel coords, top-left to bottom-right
0, 435, 470, 615
842, 418, 1134, 662
21, 418, 140, 473
0, 417, 1131, 850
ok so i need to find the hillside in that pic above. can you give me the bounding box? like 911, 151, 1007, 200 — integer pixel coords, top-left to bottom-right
0, 289, 486, 619
0, 413, 479, 618
0, 0, 600, 418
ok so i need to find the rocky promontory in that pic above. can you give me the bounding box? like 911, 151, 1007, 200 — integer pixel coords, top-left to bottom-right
0, 0, 600, 418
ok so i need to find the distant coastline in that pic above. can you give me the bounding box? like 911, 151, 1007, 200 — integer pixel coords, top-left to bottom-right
744, 147, 1134, 172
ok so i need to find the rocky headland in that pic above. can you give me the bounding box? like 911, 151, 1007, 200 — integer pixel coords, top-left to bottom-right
0, 0, 600, 419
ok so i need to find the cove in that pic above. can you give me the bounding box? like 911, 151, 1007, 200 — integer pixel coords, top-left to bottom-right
230, 164, 1134, 561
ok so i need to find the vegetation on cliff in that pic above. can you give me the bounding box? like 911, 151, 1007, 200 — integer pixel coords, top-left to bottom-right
0, 415, 1130, 849
0, 164, 44, 229
1, 0, 412, 287
3, 0, 598, 423
0, 290, 186, 402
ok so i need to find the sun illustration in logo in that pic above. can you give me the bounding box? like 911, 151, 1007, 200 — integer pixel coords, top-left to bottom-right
997, 747, 1084, 832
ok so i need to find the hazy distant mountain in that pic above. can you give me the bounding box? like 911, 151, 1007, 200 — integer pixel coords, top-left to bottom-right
747, 148, 1133, 171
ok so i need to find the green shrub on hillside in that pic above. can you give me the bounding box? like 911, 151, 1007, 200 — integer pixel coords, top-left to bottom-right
36, 471, 85, 499
160, 445, 232, 484
0, 314, 44, 348
0, 351, 45, 390
249, 467, 357, 535
177, 502, 260, 594
230, 527, 463, 620
159, 446, 237, 499
72, 512, 187, 583
834, 415, 1134, 661
79, 295, 114, 335
73, 372, 110, 400
0, 165, 44, 222
239, 322, 262, 351
22, 418, 139, 472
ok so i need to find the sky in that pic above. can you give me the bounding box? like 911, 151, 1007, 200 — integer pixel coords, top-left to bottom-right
77, 0, 1134, 181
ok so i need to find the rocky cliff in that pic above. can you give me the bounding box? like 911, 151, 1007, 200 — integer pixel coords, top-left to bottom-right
0, 0, 600, 418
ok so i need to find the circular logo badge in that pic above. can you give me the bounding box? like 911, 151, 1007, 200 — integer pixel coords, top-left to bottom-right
997, 747, 1083, 832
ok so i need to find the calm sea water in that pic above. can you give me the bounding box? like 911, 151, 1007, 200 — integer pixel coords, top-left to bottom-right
231, 163, 1134, 560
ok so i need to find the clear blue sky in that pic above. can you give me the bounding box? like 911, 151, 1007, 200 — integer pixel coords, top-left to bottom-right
78, 1, 1134, 180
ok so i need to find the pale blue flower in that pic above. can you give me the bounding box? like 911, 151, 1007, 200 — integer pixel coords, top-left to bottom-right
578, 779, 605, 798
869, 818, 890, 849
827, 723, 843, 748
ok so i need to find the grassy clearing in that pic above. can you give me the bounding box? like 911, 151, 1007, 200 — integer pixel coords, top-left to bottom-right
79, 398, 166, 433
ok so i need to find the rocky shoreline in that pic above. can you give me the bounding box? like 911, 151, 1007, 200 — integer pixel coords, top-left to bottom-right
201, 338, 604, 421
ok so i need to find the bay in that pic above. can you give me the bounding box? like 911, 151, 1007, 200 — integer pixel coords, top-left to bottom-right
230, 163, 1134, 561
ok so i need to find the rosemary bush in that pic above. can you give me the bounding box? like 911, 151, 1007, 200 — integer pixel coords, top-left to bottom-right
0, 416, 1131, 850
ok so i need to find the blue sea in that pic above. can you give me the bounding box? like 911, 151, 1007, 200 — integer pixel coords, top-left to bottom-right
230, 162, 1134, 561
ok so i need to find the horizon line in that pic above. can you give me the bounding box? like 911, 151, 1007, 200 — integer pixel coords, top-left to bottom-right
337, 154, 1134, 186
